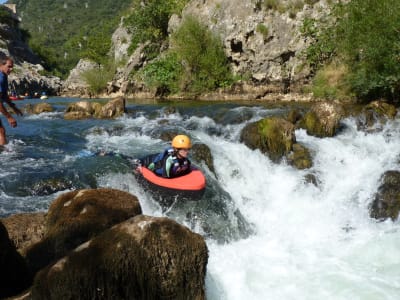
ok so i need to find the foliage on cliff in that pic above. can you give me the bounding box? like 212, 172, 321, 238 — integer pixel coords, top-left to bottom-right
303, 0, 400, 102
140, 16, 234, 95
123, 0, 189, 59
9, 0, 131, 78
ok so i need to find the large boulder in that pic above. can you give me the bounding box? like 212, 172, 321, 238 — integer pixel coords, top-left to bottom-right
25, 188, 142, 274
370, 171, 400, 221
95, 96, 126, 119
240, 117, 296, 162
0, 221, 32, 298
298, 101, 345, 137
1, 212, 46, 255
64, 97, 126, 120
31, 215, 208, 300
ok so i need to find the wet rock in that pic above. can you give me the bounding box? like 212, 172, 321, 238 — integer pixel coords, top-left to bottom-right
95, 96, 126, 119
1, 212, 46, 255
287, 143, 313, 169
286, 109, 303, 125
24, 103, 54, 114
31, 178, 73, 196
298, 101, 345, 137
31, 215, 208, 300
240, 117, 296, 162
357, 100, 397, 132
304, 173, 319, 186
191, 143, 215, 174
370, 171, 400, 221
0, 221, 32, 299
25, 188, 142, 275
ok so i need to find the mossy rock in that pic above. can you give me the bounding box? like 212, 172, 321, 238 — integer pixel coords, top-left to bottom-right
240, 117, 295, 163
298, 101, 345, 137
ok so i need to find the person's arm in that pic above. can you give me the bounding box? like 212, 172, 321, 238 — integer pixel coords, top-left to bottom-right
0, 100, 17, 127
4, 98, 23, 116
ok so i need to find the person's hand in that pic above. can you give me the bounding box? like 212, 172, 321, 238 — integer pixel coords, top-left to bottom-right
7, 116, 17, 128
12, 106, 23, 116
11, 103, 23, 116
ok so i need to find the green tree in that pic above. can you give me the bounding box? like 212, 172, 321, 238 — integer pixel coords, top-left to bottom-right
12, 0, 131, 78
123, 0, 189, 55
335, 0, 400, 101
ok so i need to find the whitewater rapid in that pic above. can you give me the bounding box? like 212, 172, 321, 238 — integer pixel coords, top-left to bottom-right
2, 101, 400, 299
93, 111, 400, 299
202, 118, 400, 300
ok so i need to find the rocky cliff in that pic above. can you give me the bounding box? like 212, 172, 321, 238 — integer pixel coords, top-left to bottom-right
63, 0, 335, 100
0, 6, 61, 96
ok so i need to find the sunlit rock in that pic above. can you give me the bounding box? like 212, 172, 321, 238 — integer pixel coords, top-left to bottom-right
298, 101, 345, 137
25, 188, 142, 275
370, 171, 400, 221
64, 97, 126, 119
240, 116, 296, 162
0, 221, 32, 299
31, 215, 208, 300
95, 96, 126, 119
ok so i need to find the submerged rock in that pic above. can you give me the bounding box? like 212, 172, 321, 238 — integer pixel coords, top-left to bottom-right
287, 143, 313, 169
31, 215, 208, 300
24, 103, 54, 114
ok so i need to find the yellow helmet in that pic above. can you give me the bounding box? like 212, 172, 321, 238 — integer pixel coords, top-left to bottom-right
172, 134, 192, 149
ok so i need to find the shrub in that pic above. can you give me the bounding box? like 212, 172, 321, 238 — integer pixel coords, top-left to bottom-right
312, 63, 353, 100
124, 0, 189, 54
334, 0, 400, 101
171, 16, 233, 93
140, 53, 183, 95
81, 61, 116, 95
256, 23, 269, 38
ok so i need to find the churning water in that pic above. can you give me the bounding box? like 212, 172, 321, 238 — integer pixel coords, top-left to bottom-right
1, 98, 399, 299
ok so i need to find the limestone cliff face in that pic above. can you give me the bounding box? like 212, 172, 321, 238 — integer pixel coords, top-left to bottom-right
178, 0, 332, 90
0, 8, 62, 96
65, 0, 335, 98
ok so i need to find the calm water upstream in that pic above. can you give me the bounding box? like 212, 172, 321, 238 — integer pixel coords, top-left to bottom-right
1, 97, 400, 299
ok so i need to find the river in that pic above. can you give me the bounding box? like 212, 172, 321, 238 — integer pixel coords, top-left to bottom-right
1, 97, 399, 299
